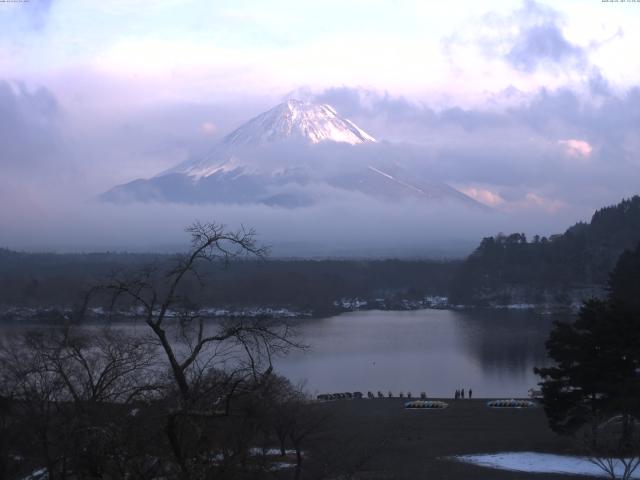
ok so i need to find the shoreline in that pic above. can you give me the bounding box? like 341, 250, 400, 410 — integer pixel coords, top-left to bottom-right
0, 303, 573, 325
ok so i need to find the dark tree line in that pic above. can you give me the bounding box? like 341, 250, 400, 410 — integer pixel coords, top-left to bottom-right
0, 249, 456, 318
451, 196, 640, 305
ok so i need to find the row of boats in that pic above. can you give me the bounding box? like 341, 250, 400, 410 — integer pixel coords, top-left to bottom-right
317, 391, 429, 401
316, 393, 538, 409
405, 399, 537, 409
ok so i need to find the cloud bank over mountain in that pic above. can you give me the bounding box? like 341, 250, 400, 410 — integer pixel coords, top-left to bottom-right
1, 78, 635, 256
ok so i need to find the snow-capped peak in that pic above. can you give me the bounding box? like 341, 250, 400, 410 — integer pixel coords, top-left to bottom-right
221, 99, 376, 146
157, 100, 377, 180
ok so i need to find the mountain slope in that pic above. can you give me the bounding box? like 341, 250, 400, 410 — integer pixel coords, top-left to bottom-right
102, 100, 485, 209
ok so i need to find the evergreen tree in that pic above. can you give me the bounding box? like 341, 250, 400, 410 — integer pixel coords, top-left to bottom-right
535, 243, 640, 439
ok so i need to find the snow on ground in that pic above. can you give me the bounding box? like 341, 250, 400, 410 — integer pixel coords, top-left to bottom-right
211, 447, 300, 470
20, 469, 46, 480
248, 447, 297, 456
454, 452, 640, 478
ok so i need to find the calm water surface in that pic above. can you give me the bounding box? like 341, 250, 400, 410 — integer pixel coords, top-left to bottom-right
275, 309, 556, 398
0, 308, 558, 398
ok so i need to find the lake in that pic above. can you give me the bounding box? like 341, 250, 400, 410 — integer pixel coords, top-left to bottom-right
274, 309, 558, 398
0, 308, 560, 399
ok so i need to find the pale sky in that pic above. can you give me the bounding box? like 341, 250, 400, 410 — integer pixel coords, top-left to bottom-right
3, 0, 639, 104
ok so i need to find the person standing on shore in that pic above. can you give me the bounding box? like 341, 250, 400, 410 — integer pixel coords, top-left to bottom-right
461, 388, 465, 399
469, 389, 473, 399
455, 390, 459, 400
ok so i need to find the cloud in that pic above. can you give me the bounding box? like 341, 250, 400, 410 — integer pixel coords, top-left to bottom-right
459, 187, 505, 207
520, 192, 566, 213
513, 85, 640, 159
0, 80, 60, 173
444, 0, 588, 75
313, 86, 506, 140
24, 0, 54, 30
588, 68, 611, 97
306, 83, 640, 214
0, 183, 576, 257
502, 1, 587, 72
558, 139, 592, 159
200, 122, 217, 135
0, 0, 54, 33
506, 23, 585, 72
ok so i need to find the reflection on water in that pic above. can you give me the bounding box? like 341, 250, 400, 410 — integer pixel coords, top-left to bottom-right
275, 309, 559, 398
452, 309, 555, 378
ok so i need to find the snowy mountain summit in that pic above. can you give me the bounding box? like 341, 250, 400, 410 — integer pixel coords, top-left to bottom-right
163, 99, 377, 180
221, 99, 376, 147
102, 100, 486, 210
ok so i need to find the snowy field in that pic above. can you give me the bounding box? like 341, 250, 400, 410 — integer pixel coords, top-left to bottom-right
454, 452, 640, 478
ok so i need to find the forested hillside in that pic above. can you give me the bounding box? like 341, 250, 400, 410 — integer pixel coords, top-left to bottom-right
450, 196, 640, 306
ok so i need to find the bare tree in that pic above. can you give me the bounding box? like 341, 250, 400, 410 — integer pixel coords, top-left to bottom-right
1, 328, 76, 479
100, 222, 302, 478
584, 415, 640, 480
0, 325, 160, 480
0, 222, 305, 480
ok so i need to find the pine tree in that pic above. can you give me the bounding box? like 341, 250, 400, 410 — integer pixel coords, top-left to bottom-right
535, 243, 640, 438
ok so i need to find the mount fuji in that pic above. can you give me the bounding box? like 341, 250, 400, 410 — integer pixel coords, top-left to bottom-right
102, 100, 485, 209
